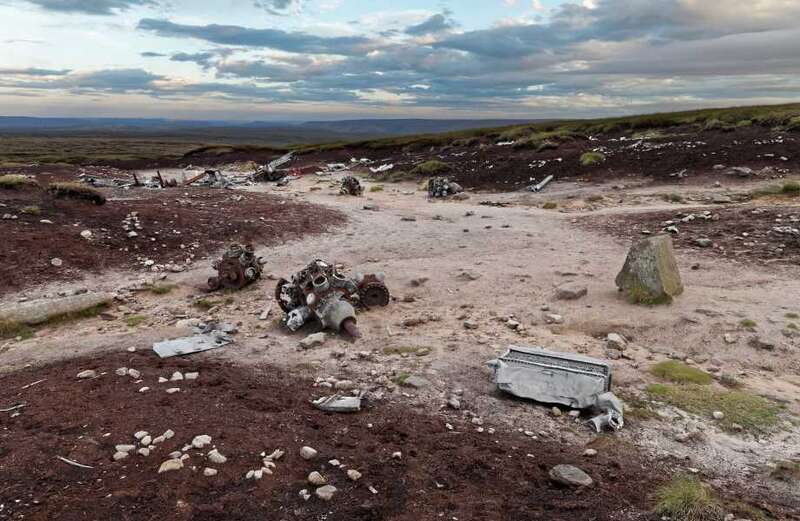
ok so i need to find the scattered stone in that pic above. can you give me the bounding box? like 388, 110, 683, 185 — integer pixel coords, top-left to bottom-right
80, 230, 92, 239
140, 435, 152, 446
158, 377, 168, 383
208, 449, 227, 464
127, 369, 141, 379
50, 258, 63, 267
334, 380, 356, 391
549, 464, 593, 487
115, 367, 128, 376
134, 431, 148, 440
185, 372, 199, 380
392, 451, 402, 460
158, 458, 184, 473
723, 333, 738, 344
139, 386, 150, 393
163, 429, 175, 439
463, 320, 478, 330
300, 332, 327, 349
551, 407, 562, 417
315, 485, 337, 501
166, 387, 180, 394
748, 336, 775, 351
203, 467, 218, 477
616, 234, 683, 305
137, 448, 150, 457
115, 444, 136, 453
555, 283, 588, 300
583, 449, 598, 457
76, 370, 96, 379
328, 459, 341, 467
401, 375, 430, 389
112, 451, 129, 461
308, 471, 327, 486
170, 371, 184, 381
544, 314, 563, 324
606, 333, 627, 350
712, 411, 725, 420
192, 435, 212, 449
694, 238, 713, 248
169, 451, 182, 460
347, 469, 362, 481
300, 446, 318, 460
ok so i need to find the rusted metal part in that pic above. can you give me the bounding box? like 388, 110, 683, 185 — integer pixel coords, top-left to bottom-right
275, 259, 390, 336
184, 170, 209, 186
428, 177, 463, 198
208, 243, 265, 291
339, 176, 364, 196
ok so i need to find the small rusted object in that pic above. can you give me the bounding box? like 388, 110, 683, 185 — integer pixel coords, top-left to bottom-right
208, 244, 264, 291
340, 176, 363, 196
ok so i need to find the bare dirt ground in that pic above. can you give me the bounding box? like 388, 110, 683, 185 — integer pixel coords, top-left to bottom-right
2, 133, 800, 519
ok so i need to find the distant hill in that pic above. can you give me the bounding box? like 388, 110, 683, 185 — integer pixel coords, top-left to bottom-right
0, 116, 542, 138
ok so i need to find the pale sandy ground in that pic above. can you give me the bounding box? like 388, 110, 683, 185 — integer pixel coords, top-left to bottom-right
2, 171, 799, 506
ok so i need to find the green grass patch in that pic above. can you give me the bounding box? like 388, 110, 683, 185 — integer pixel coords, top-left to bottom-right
785, 312, 799, 319
20, 205, 41, 215
654, 475, 724, 521
542, 201, 558, 210
148, 283, 177, 295
125, 315, 147, 327
580, 151, 606, 166
47, 182, 106, 205
770, 460, 800, 482
369, 184, 384, 192
585, 194, 604, 203
662, 192, 685, 203
646, 383, 782, 433
739, 318, 757, 331
410, 160, 450, 176
392, 372, 411, 385
625, 281, 673, 306
651, 361, 713, 384
192, 298, 216, 310
0, 318, 34, 340
786, 322, 798, 330
0, 174, 39, 190
751, 181, 800, 199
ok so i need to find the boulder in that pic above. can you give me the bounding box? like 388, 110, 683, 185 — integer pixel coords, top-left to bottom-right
549, 464, 593, 487
555, 283, 588, 300
615, 234, 683, 305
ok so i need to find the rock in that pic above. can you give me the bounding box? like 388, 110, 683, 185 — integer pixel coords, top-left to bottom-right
80, 230, 92, 239
115, 367, 128, 376
76, 370, 96, 379
551, 407, 562, 417
208, 449, 227, 464
694, 238, 713, 248
300, 332, 327, 349
158, 377, 168, 383
163, 429, 175, 439
723, 333, 738, 344
402, 375, 430, 389
712, 411, 725, 420
549, 464, 593, 487
583, 449, 598, 457
392, 451, 402, 460
334, 380, 356, 391
748, 336, 775, 351
192, 435, 212, 449
152, 435, 165, 444
203, 467, 218, 477
169, 451, 182, 459
615, 234, 683, 305
51, 258, 63, 267
134, 431, 148, 440
115, 444, 136, 453
185, 372, 199, 380
315, 485, 337, 501
463, 320, 478, 330
139, 386, 150, 393
347, 469, 362, 481
328, 459, 341, 467
137, 448, 150, 457
112, 451, 129, 461
606, 350, 621, 360
555, 283, 588, 300
308, 471, 327, 486
299, 489, 311, 501
158, 459, 184, 473
170, 371, 184, 381
300, 446, 318, 460
140, 435, 152, 446
127, 369, 141, 379
606, 333, 627, 350
544, 314, 563, 324
447, 396, 461, 409
166, 387, 180, 394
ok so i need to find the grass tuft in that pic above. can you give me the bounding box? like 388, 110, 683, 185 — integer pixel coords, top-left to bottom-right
369, 184, 384, 192
20, 205, 41, 215
410, 160, 450, 176
646, 383, 781, 433
47, 182, 106, 205
651, 360, 713, 384
542, 201, 558, 210
0, 318, 34, 340
770, 460, 800, 482
739, 318, 757, 331
125, 315, 147, 327
580, 151, 606, 166
654, 475, 725, 521
0, 174, 39, 190
148, 283, 177, 295
192, 298, 216, 311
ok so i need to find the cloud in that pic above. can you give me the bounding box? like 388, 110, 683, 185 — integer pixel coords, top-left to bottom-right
24, 0, 156, 15
137, 18, 379, 55
140, 51, 166, 58
404, 13, 455, 36
0, 67, 71, 76
253, 0, 302, 16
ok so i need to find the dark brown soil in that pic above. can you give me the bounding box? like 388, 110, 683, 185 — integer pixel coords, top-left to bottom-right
169, 126, 800, 192
0, 351, 673, 521
0, 180, 346, 296
586, 203, 800, 267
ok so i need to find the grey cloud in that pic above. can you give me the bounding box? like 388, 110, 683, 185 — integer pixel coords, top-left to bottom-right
137, 18, 377, 55
25, 0, 156, 15
0, 67, 71, 76
140, 51, 166, 57
253, 0, 300, 16
405, 14, 455, 36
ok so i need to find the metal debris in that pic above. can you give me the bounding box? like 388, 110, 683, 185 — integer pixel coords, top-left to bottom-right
208, 243, 265, 291
152, 323, 234, 358
253, 152, 294, 182
57, 456, 94, 469
369, 164, 394, 174
428, 177, 464, 198
313, 394, 362, 413
274, 259, 390, 337
0, 403, 26, 413
528, 174, 554, 192
487, 346, 624, 432
339, 176, 364, 196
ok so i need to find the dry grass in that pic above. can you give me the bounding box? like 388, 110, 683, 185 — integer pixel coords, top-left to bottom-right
654, 475, 725, 521
0, 174, 39, 190
651, 361, 713, 384
47, 182, 106, 205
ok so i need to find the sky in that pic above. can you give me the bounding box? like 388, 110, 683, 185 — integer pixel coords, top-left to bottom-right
1, 0, 799, 121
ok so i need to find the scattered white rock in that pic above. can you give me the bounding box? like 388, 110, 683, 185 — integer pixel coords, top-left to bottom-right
152, 435, 165, 445
308, 471, 327, 486
391, 451, 402, 460
544, 313, 564, 324
163, 429, 175, 440
134, 431, 148, 440
185, 372, 199, 380
300, 446, 318, 460
299, 489, 311, 501
166, 388, 180, 394
138, 386, 150, 393
158, 377, 168, 383
203, 467, 218, 477
116, 444, 136, 453
50, 258, 63, 267
115, 367, 128, 376
549, 464, 593, 487
300, 332, 327, 349
606, 333, 627, 350
137, 448, 150, 457
328, 459, 341, 467
712, 411, 725, 420
113, 451, 129, 461
140, 435, 152, 446
315, 485, 337, 501
80, 230, 92, 239
170, 371, 184, 381
347, 469, 362, 481
192, 435, 212, 449
169, 451, 183, 460
208, 449, 227, 464
583, 449, 598, 457
76, 370, 96, 379
127, 369, 141, 379
158, 459, 184, 473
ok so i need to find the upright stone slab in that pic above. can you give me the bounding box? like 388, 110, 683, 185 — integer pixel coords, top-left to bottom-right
615, 234, 683, 305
